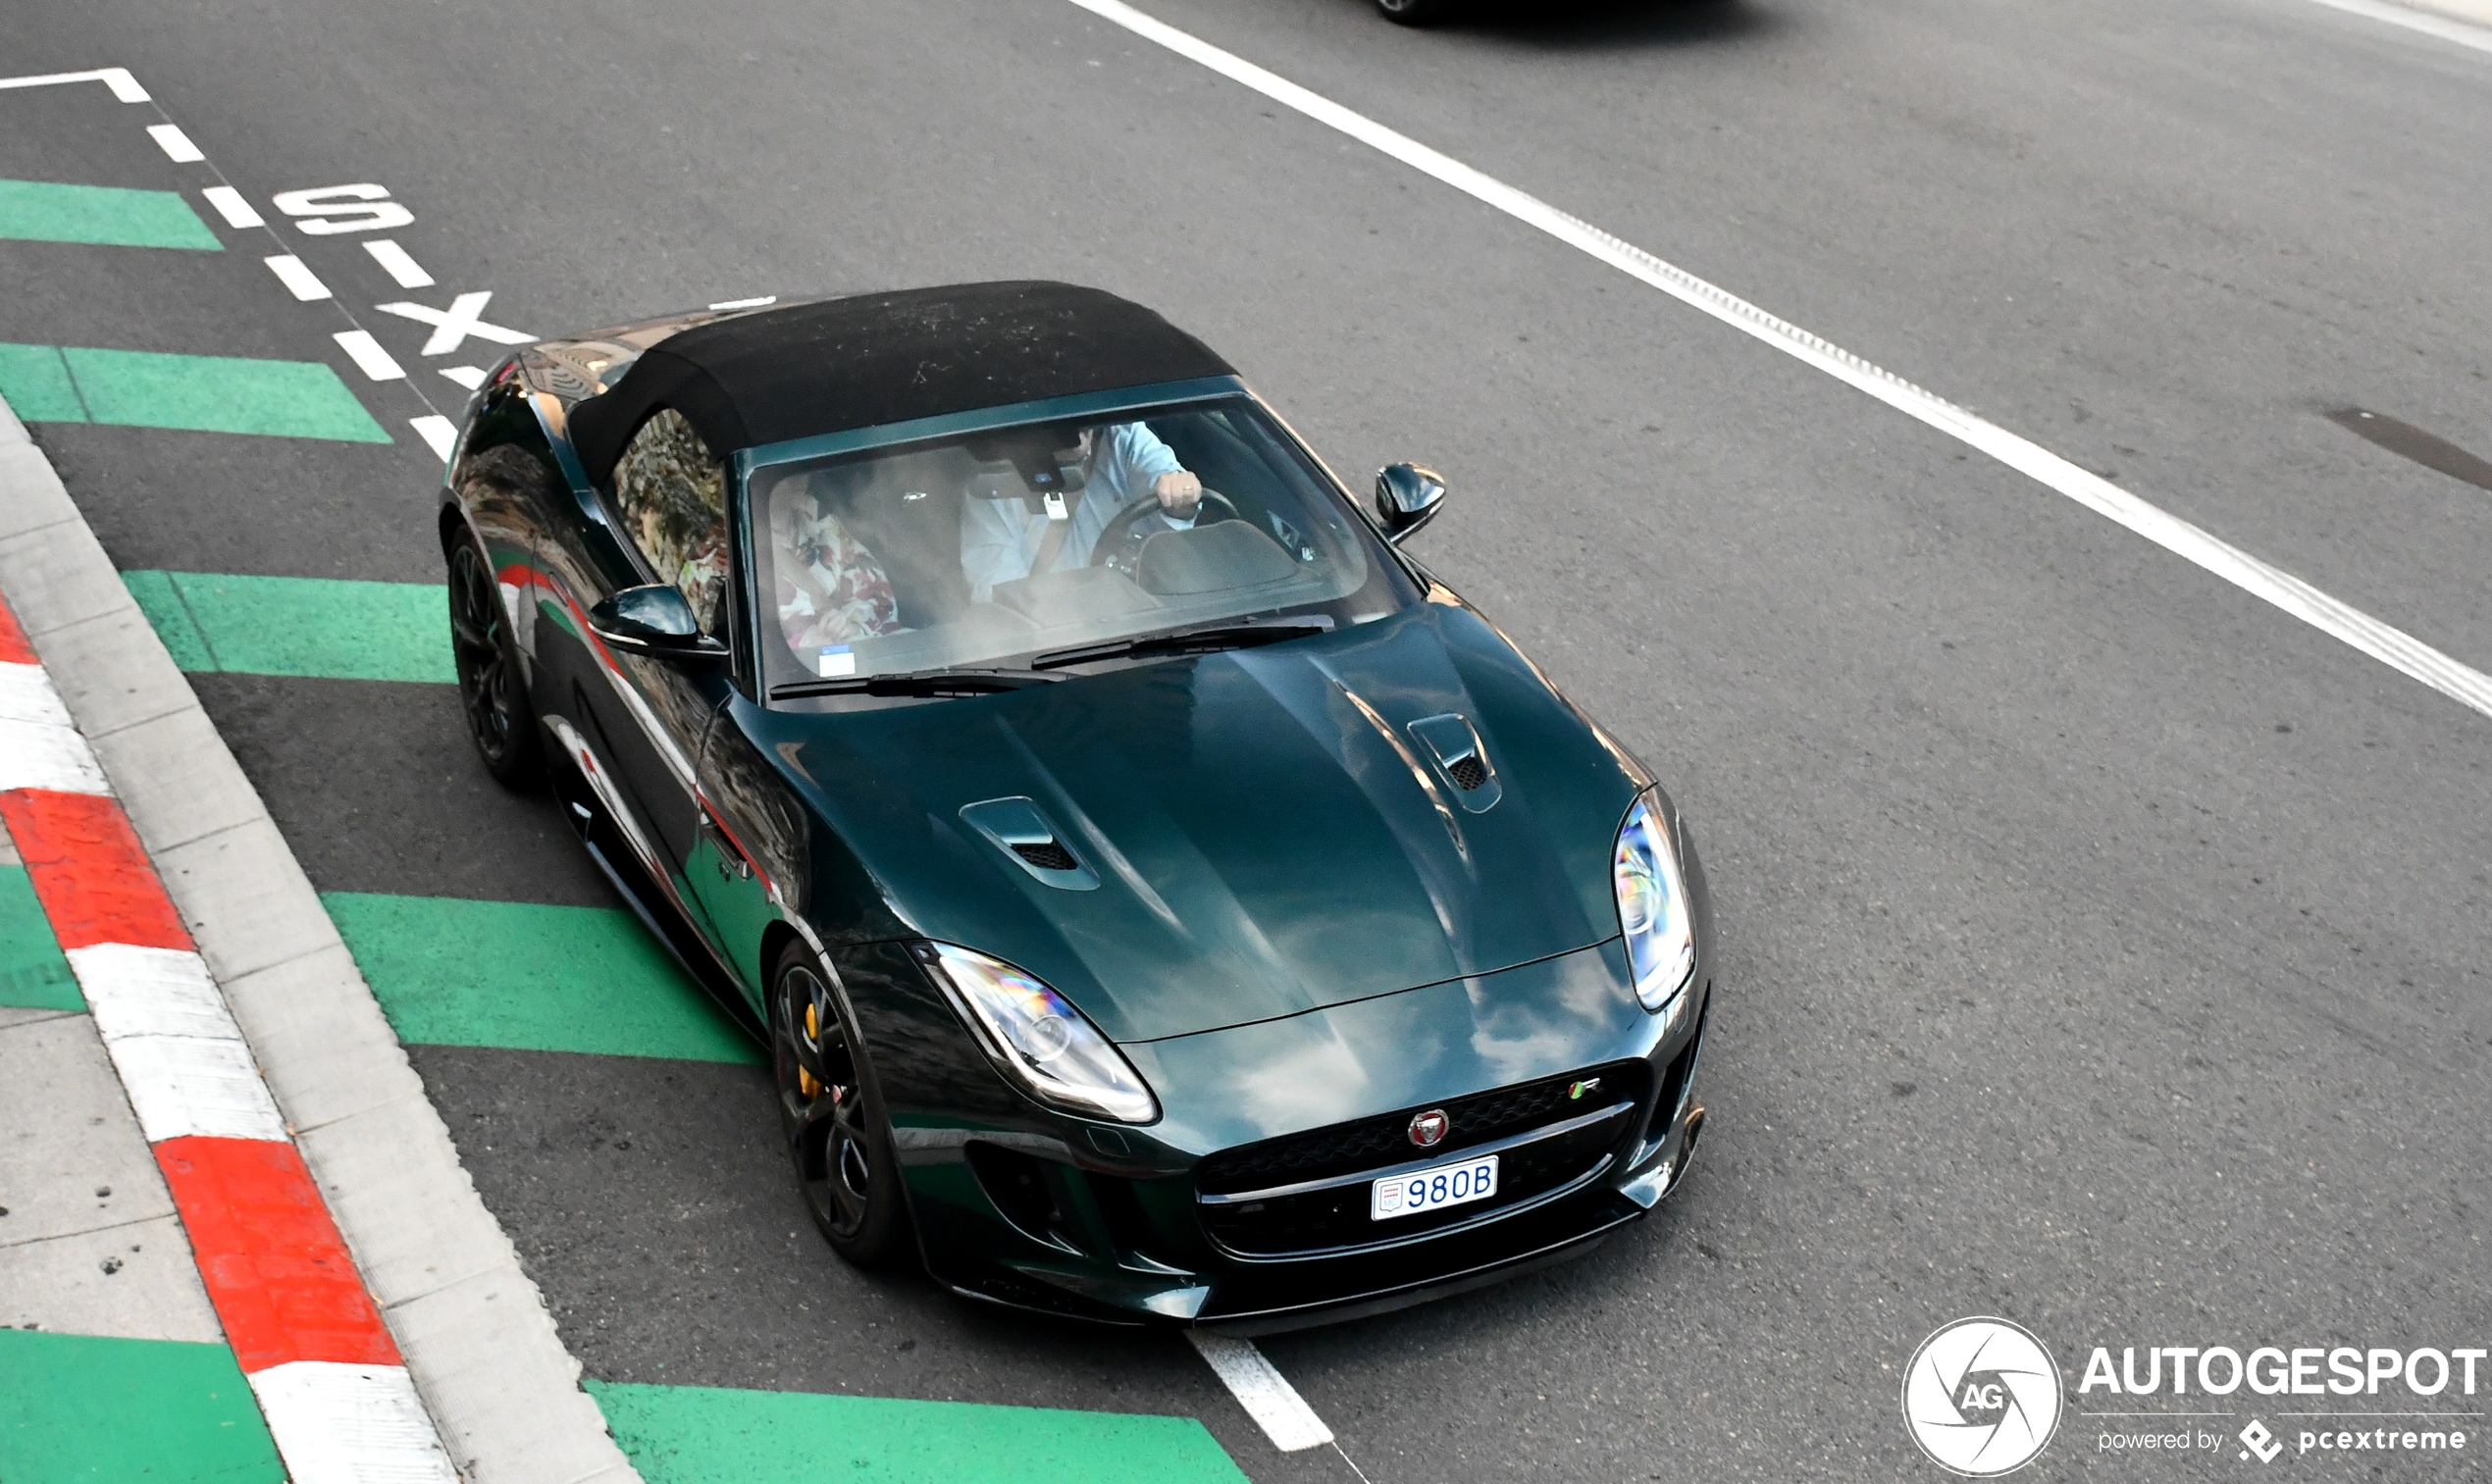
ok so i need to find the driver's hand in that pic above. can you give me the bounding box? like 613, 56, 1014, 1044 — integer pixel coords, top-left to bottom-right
1154, 470, 1203, 521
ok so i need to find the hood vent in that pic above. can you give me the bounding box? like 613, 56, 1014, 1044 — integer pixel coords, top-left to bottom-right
1407, 713, 1501, 813
960, 796, 1099, 891
1012, 840, 1080, 873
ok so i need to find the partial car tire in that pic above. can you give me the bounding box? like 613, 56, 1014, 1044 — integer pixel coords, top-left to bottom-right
446, 532, 543, 787
1375, 0, 1451, 24
771, 941, 912, 1267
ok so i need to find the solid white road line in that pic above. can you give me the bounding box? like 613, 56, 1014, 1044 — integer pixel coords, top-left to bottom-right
2293, 0, 2492, 52
265, 254, 331, 302
409, 415, 458, 461
145, 123, 203, 163
333, 330, 406, 382
201, 185, 265, 230
1186, 1332, 1335, 1452
1064, 0, 2492, 724
363, 238, 436, 289
0, 67, 149, 101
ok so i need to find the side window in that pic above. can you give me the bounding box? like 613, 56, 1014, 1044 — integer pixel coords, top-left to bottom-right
612, 407, 728, 634
452, 390, 560, 517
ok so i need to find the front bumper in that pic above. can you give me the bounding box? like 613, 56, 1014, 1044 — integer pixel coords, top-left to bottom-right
836, 937, 1711, 1330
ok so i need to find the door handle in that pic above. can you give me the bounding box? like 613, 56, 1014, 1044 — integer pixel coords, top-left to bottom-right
702, 809, 753, 881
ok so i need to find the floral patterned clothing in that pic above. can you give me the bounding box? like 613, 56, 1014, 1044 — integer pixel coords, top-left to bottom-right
771, 487, 900, 652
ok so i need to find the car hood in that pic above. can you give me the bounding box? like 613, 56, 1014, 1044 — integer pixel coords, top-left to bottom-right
778, 602, 1649, 1043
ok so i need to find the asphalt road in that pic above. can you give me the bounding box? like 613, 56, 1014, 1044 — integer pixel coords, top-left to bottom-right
6, 0, 2490, 1478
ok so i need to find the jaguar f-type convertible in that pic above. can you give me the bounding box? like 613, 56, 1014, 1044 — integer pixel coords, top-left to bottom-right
438, 281, 1713, 1330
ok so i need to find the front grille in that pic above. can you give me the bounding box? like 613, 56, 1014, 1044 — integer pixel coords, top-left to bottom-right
1197, 1062, 1643, 1196
1011, 840, 1079, 872
1195, 1062, 1648, 1257
1447, 754, 1489, 791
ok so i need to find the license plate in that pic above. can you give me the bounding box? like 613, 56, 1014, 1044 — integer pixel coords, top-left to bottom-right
1371, 1153, 1499, 1220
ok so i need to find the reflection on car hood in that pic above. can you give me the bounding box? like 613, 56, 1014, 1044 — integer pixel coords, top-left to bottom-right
784, 602, 1648, 1043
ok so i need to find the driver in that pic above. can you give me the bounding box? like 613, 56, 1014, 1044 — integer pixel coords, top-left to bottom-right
960, 421, 1203, 603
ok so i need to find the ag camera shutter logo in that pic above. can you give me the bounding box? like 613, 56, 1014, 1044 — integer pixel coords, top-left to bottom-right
1902, 1317, 2064, 1475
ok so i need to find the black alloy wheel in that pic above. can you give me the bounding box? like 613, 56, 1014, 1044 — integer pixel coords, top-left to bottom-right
447, 536, 542, 785
772, 942, 909, 1265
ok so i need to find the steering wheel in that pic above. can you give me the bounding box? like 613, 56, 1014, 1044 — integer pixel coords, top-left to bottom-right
1092, 488, 1238, 576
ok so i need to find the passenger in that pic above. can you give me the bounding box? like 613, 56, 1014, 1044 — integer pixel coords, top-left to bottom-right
772, 486, 900, 654
960, 422, 1203, 603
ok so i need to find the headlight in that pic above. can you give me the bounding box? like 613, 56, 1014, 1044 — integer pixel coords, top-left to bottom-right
920, 944, 1160, 1124
1613, 795, 1695, 1012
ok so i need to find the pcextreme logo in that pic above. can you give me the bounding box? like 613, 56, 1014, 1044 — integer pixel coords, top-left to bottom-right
1903, 1317, 2065, 1476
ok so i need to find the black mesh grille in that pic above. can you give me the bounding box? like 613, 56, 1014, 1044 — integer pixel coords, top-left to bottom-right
1447, 754, 1489, 791
1195, 1061, 1647, 1197
1011, 840, 1080, 872
1199, 1109, 1629, 1256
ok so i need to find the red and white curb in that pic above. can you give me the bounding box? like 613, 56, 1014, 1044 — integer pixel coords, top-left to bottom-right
0, 593, 457, 1484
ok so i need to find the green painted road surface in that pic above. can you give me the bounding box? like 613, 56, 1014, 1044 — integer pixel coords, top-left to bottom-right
587, 1380, 1251, 1484
0, 344, 389, 441
0, 863, 83, 1011
0, 1330, 283, 1483
325, 892, 760, 1062
0, 179, 222, 251
125, 570, 453, 683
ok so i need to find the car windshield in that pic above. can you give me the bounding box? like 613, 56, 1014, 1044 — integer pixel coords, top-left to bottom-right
748, 396, 1418, 699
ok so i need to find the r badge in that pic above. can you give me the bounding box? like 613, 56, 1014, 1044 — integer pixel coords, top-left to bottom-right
1407, 1108, 1449, 1148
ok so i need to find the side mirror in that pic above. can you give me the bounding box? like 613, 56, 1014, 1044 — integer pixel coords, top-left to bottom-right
589, 584, 727, 661
1374, 463, 1447, 544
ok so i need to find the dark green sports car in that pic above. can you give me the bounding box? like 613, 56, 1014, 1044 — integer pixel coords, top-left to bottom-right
439, 281, 1713, 1329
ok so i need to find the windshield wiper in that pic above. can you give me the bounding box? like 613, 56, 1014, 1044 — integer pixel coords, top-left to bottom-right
1033, 619, 1332, 672
769, 668, 1062, 700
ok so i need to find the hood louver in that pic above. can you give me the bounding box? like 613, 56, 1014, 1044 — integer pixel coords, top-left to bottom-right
1012, 840, 1080, 873
1408, 713, 1501, 813
960, 797, 1099, 891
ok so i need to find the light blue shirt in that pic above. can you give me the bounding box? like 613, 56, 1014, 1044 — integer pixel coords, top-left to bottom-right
960, 423, 1190, 603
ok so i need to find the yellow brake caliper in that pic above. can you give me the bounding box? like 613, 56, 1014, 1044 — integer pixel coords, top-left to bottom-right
799, 999, 822, 1100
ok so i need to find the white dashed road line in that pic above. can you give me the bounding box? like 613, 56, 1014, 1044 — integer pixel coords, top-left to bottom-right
363, 238, 436, 289
144, 123, 202, 162
333, 330, 406, 382
409, 414, 459, 459
200, 184, 264, 229
263, 253, 330, 302
1065, 0, 2492, 726
1187, 1332, 1333, 1453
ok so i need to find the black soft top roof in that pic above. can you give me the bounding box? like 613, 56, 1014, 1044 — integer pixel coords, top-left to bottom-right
565, 281, 1233, 485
